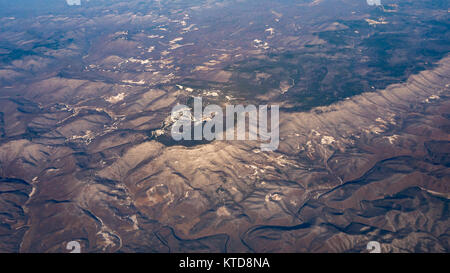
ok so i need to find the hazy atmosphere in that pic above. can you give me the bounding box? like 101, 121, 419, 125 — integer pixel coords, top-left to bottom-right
0, 0, 449, 253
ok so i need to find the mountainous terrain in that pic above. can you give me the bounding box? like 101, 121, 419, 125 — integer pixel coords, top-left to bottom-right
0, 0, 448, 252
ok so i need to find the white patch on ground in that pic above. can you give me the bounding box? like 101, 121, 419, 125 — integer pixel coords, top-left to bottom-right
151, 129, 165, 137
122, 79, 145, 85
384, 134, 399, 144
419, 187, 450, 199
265, 193, 282, 203
265, 28, 275, 35
279, 80, 293, 94
365, 125, 384, 134
321, 136, 335, 145
216, 206, 231, 217
203, 90, 219, 97
106, 93, 125, 103
365, 18, 388, 26
97, 230, 118, 251
182, 24, 198, 32
170, 37, 183, 44
71, 130, 94, 143
253, 39, 269, 49
29, 186, 36, 199
425, 95, 440, 103
129, 215, 139, 230
128, 57, 150, 64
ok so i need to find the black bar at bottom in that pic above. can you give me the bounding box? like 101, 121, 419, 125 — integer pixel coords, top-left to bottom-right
1, 253, 446, 272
